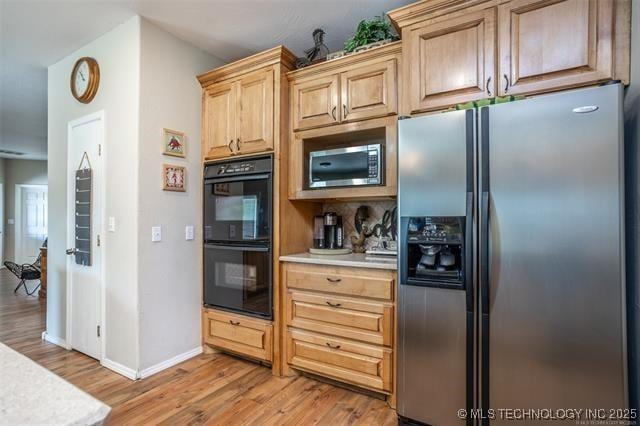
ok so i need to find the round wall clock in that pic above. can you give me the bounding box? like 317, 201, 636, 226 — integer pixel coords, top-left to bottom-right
70, 57, 100, 103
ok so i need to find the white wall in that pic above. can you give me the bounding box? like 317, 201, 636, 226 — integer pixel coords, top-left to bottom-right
48, 15, 223, 377
137, 19, 222, 371
624, 1, 640, 411
3, 159, 47, 262
48, 16, 141, 371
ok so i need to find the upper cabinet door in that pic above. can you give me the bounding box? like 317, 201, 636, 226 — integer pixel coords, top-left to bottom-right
407, 8, 496, 113
236, 69, 274, 155
203, 82, 236, 160
498, 0, 614, 96
292, 74, 340, 131
341, 59, 398, 123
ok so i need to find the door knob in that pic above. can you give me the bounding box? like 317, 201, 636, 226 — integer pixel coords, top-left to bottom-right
66, 248, 77, 255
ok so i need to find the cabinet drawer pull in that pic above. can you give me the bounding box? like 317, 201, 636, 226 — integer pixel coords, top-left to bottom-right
326, 301, 342, 308
326, 342, 341, 350
503, 74, 509, 94
486, 76, 492, 97
228, 140, 233, 152
326, 277, 342, 283
229, 320, 241, 326
331, 106, 337, 120
236, 138, 240, 152
343, 104, 347, 118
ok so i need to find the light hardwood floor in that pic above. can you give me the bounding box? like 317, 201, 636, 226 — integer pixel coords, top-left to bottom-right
0, 269, 396, 425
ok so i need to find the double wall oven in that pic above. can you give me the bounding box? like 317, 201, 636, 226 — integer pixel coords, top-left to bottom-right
203, 155, 273, 319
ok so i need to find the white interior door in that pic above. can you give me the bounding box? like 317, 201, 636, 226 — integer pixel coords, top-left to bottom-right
16, 185, 48, 264
67, 112, 104, 360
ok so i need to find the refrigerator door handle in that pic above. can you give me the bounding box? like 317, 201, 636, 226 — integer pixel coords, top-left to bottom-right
480, 191, 490, 315
465, 192, 474, 312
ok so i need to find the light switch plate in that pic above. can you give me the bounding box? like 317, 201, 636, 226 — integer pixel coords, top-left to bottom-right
151, 226, 162, 242
7, 218, 14, 225
185, 225, 194, 241
108, 217, 116, 232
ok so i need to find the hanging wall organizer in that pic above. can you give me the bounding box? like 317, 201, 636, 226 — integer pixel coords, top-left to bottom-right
74, 152, 92, 266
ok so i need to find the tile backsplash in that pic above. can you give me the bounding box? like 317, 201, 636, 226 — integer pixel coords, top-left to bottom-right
322, 201, 397, 250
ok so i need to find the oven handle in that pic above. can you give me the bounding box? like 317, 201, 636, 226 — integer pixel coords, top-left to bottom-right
204, 173, 271, 185
204, 243, 270, 252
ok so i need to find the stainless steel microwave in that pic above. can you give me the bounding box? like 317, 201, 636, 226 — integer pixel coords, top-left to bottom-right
308, 144, 382, 189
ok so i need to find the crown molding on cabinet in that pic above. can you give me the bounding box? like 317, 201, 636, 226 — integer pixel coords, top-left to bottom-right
198, 45, 296, 87
286, 41, 402, 81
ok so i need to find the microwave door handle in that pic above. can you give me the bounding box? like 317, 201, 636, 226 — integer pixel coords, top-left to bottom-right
204, 173, 270, 185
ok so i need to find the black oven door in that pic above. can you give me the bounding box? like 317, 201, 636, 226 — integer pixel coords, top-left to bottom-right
203, 243, 272, 319
204, 173, 271, 244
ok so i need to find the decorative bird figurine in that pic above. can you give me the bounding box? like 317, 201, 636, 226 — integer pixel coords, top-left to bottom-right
296, 28, 330, 68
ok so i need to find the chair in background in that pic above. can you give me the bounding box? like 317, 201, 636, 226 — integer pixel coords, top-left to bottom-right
4, 239, 47, 296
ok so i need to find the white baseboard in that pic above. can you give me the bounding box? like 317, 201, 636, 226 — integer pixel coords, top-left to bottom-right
42, 331, 71, 350
101, 358, 138, 380
138, 346, 203, 379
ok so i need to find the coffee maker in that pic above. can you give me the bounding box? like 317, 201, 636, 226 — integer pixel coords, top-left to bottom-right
313, 212, 344, 250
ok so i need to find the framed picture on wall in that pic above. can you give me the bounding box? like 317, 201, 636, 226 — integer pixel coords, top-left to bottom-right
162, 164, 186, 192
162, 128, 186, 158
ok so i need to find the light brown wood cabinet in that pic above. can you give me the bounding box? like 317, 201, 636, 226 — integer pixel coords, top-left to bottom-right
286, 329, 393, 393
498, 0, 616, 96
341, 59, 398, 123
202, 82, 236, 159
291, 74, 340, 130
289, 43, 400, 132
405, 7, 496, 112
389, 0, 630, 114
201, 69, 273, 160
282, 261, 397, 403
202, 308, 273, 362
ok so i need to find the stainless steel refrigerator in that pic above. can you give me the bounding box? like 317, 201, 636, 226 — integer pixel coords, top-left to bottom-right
397, 84, 627, 425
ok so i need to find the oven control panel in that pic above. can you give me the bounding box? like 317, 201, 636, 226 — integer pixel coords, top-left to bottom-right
204, 155, 272, 179
217, 163, 255, 174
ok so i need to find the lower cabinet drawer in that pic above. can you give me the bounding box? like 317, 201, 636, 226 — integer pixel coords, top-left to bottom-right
286, 329, 393, 393
286, 291, 393, 346
285, 263, 394, 301
203, 309, 273, 362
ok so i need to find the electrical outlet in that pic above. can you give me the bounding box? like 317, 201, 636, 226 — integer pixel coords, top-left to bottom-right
185, 225, 194, 241
151, 226, 162, 242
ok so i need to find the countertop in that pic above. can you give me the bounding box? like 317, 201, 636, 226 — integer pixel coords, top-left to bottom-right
0, 342, 111, 425
280, 252, 397, 270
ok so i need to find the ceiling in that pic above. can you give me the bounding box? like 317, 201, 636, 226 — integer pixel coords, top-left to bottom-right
0, 0, 412, 160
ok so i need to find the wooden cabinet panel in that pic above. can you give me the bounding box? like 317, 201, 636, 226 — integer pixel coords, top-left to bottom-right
285, 291, 393, 346
203, 309, 273, 362
236, 69, 274, 154
286, 329, 393, 393
203, 82, 235, 160
285, 263, 394, 301
498, 0, 614, 95
341, 59, 397, 123
292, 74, 340, 131
407, 8, 496, 113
